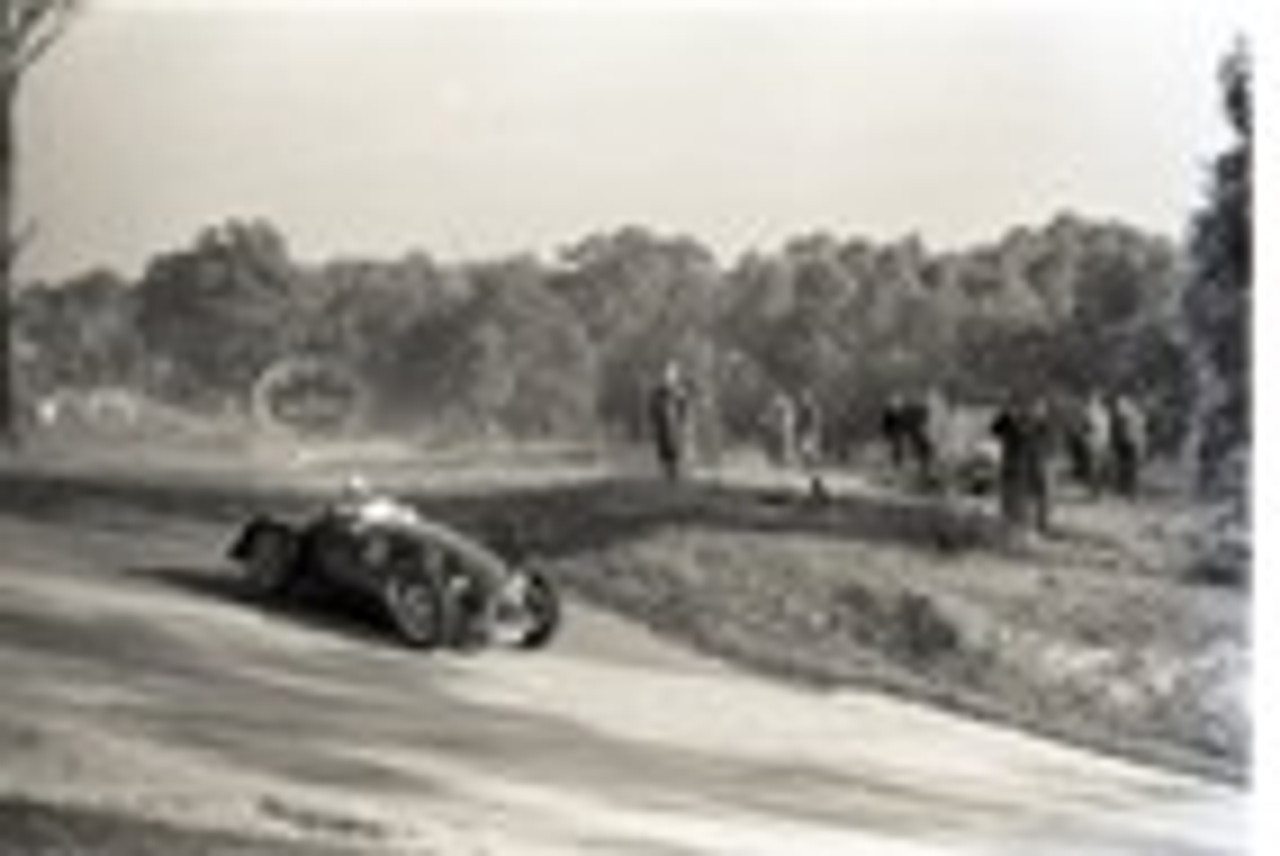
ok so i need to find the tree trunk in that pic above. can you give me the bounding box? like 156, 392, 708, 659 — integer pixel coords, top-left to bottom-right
0, 74, 15, 447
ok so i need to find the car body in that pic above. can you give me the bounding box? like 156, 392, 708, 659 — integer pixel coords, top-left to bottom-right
227, 494, 560, 650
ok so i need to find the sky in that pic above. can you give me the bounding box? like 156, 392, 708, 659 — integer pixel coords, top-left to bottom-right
18, 0, 1248, 282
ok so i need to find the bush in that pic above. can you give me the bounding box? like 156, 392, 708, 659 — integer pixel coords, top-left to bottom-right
833, 581, 961, 666
1182, 502, 1250, 589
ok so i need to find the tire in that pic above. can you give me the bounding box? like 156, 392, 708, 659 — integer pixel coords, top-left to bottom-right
236, 520, 299, 598
382, 561, 446, 649
505, 569, 561, 650
439, 573, 489, 651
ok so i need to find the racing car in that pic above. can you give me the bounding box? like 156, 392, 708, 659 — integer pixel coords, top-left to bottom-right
227, 484, 561, 651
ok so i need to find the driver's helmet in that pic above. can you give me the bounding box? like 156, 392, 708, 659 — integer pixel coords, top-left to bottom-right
341, 474, 374, 505
662, 361, 682, 387
338, 473, 418, 527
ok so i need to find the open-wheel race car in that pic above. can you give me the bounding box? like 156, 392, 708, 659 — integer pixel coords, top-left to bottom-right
227, 484, 561, 651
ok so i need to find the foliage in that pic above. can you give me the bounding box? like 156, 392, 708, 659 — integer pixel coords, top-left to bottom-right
1183, 43, 1251, 496
1, 0, 85, 443
553, 227, 721, 438
132, 220, 300, 410
16, 211, 1197, 455
425, 256, 599, 439
15, 268, 140, 391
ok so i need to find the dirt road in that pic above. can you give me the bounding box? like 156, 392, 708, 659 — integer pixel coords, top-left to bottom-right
0, 504, 1247, 855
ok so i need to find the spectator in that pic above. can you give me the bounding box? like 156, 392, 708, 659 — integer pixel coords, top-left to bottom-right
881, 394, 908, 470
764, 391, 798, 467
992, 403, 1027, 527
1025, 397, 1055, 532
899, 397, 936, 485
991, 398, 1054, 533
1063, 392, 1109, 495
882, 392, 937, 488
794, 387, 829, 503
1108, 394, 1147, 497
795, 388, 823, 470
648, 361, 692, 481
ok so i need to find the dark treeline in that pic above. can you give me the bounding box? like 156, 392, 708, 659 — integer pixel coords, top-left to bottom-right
1183, 45, 1251, 496
15, 211, 1193, 459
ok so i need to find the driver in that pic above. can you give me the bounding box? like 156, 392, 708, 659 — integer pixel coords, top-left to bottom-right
335, 475, 526, 646
336, 474, 421, 528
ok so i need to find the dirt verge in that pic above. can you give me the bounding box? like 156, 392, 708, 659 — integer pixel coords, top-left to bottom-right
549, 491, 1247, 784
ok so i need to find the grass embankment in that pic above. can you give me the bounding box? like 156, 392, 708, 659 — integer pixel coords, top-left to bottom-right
545, 476, 1248, 784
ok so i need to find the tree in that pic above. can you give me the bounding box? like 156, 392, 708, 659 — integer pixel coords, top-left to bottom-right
134, 220, 300, 410
1183, 43, 1251, 495
309, 253, 454, 397
440, 257, 598, 439
554, 227, 721, 436
1, 0, 82, 444
15, 267, 139, 392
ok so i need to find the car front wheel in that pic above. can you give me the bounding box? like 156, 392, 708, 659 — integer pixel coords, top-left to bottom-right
495, 569, 561, 650
382, 562, 446, 649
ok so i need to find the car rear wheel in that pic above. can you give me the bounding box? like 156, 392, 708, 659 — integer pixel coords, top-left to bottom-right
382, 563, 446, 649
239, 521, 298, 598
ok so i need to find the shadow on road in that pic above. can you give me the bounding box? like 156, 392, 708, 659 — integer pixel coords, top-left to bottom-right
0, 466, 1009, 568
123, 564, 404, 650
0, 796, 379, 856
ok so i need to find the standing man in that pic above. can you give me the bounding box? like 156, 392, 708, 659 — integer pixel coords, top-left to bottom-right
900, 396, 936, 487
795, 387, 829, 503
1062, 398, 1091, 491
881, 394, 907, 470
991, 397, 1054, 533
1025, 397, 1055, 532
991, 402, 1029, 527
649, 361, 692, 482
764, 390, 798, 467
1080, 392, 1111, 495
1108, 394, 1146, 498
794, 388, 823, 471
